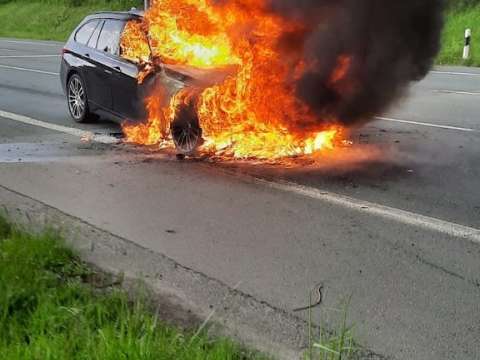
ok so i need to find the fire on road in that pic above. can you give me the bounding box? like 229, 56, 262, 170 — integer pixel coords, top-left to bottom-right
119, 0, 444, 162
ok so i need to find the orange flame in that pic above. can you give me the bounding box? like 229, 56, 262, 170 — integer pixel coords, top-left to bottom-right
120, 19, 150, 63
122, 0, 347, 160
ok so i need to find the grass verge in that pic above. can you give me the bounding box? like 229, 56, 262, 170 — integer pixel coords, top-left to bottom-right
0, 216, 266, 359
0, 0, 141, 41
437, 5, 480, 66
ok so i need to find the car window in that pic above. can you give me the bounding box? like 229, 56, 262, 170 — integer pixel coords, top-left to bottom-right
97, 19, 125, 56
75, 20, 99, 45
87, 20, 103, 49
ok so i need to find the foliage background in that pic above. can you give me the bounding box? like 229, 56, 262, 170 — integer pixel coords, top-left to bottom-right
438, 0, 480, 65
0, 0, 142, 41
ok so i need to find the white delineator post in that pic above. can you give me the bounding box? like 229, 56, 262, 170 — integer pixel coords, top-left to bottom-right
144, 0, 150, 10
463, 29, 471, 60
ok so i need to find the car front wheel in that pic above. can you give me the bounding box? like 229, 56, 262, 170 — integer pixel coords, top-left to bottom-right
171, 102, 203, 155
67, 74, 94, 123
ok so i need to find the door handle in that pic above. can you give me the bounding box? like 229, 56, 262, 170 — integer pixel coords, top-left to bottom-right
113, 66, 122, 73
84, 53, 90, 58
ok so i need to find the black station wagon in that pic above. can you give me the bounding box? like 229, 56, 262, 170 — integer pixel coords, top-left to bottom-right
60, 10, 208, 153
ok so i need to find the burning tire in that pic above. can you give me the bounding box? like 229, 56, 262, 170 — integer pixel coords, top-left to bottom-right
170, 101, 203, 155
67, 74, 95, 123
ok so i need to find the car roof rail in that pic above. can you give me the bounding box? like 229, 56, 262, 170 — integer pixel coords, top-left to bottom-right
93, 11, 119, 14
90, 10, 144, 18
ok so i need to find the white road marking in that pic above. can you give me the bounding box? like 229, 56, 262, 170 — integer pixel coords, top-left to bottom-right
431, 70, 480, 77
432, 89, 480, 96
375, 116, 478, 133
0, 39, 61, 47
255, 178, 480, 244
0, 64, 58, 76
0, 54, 60, 58
0, 110, 119, 144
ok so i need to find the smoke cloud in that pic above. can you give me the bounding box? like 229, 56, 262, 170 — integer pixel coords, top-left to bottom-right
267, 0, 445, 127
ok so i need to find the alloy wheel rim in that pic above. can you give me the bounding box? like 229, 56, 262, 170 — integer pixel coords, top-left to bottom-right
68, 77, 86, 119
172, 122, 201, 154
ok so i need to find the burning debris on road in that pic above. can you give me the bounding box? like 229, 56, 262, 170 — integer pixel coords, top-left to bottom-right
121, 0, 444, 161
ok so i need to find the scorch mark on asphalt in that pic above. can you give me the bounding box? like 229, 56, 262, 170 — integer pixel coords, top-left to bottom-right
1, 108, 479, 246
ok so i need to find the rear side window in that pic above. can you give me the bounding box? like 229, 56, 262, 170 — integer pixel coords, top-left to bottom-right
75, 20, 99, 45
96, 20, 125, 56
87, 20, 103, 49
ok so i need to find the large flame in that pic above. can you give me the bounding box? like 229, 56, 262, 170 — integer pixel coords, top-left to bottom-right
121, 0, 346, 160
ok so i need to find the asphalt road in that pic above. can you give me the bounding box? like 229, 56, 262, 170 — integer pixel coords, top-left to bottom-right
0, 38, 479, 360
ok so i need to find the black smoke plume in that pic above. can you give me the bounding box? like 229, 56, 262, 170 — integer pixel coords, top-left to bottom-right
268, 0, 445, 127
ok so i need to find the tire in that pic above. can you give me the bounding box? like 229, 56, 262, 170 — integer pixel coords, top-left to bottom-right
171, 101, 203, 155
67, 73, 95, 123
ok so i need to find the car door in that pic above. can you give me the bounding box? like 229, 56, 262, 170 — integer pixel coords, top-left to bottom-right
108, 20, 146, 121
111, 60, 144, 121
89, 19, 127, 112
71, 19, 106, 106
82, 20, 112, 110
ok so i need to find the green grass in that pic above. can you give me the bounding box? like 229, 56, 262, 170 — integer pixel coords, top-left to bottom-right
0, 216, 266, 360
437, 5, 480, 66
0, 0, 142, 41
304, 295, 358, 360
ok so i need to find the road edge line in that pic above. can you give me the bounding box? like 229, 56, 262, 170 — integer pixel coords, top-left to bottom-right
431, 70, 480, 77
253, 178, 480, 245
0, 39, 62, 47
0, 55, 61, 58
375, 116, 478, 133
0, 64, 59, 75
0, 109, 119, 144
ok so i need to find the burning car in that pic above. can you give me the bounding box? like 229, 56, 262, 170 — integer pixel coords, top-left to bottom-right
60, 0, 442, 161
61, 5, 344, 160
60, 9, 218, 154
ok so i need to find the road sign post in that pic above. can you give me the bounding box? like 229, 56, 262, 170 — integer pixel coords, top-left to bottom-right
463, 28, 471, 60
